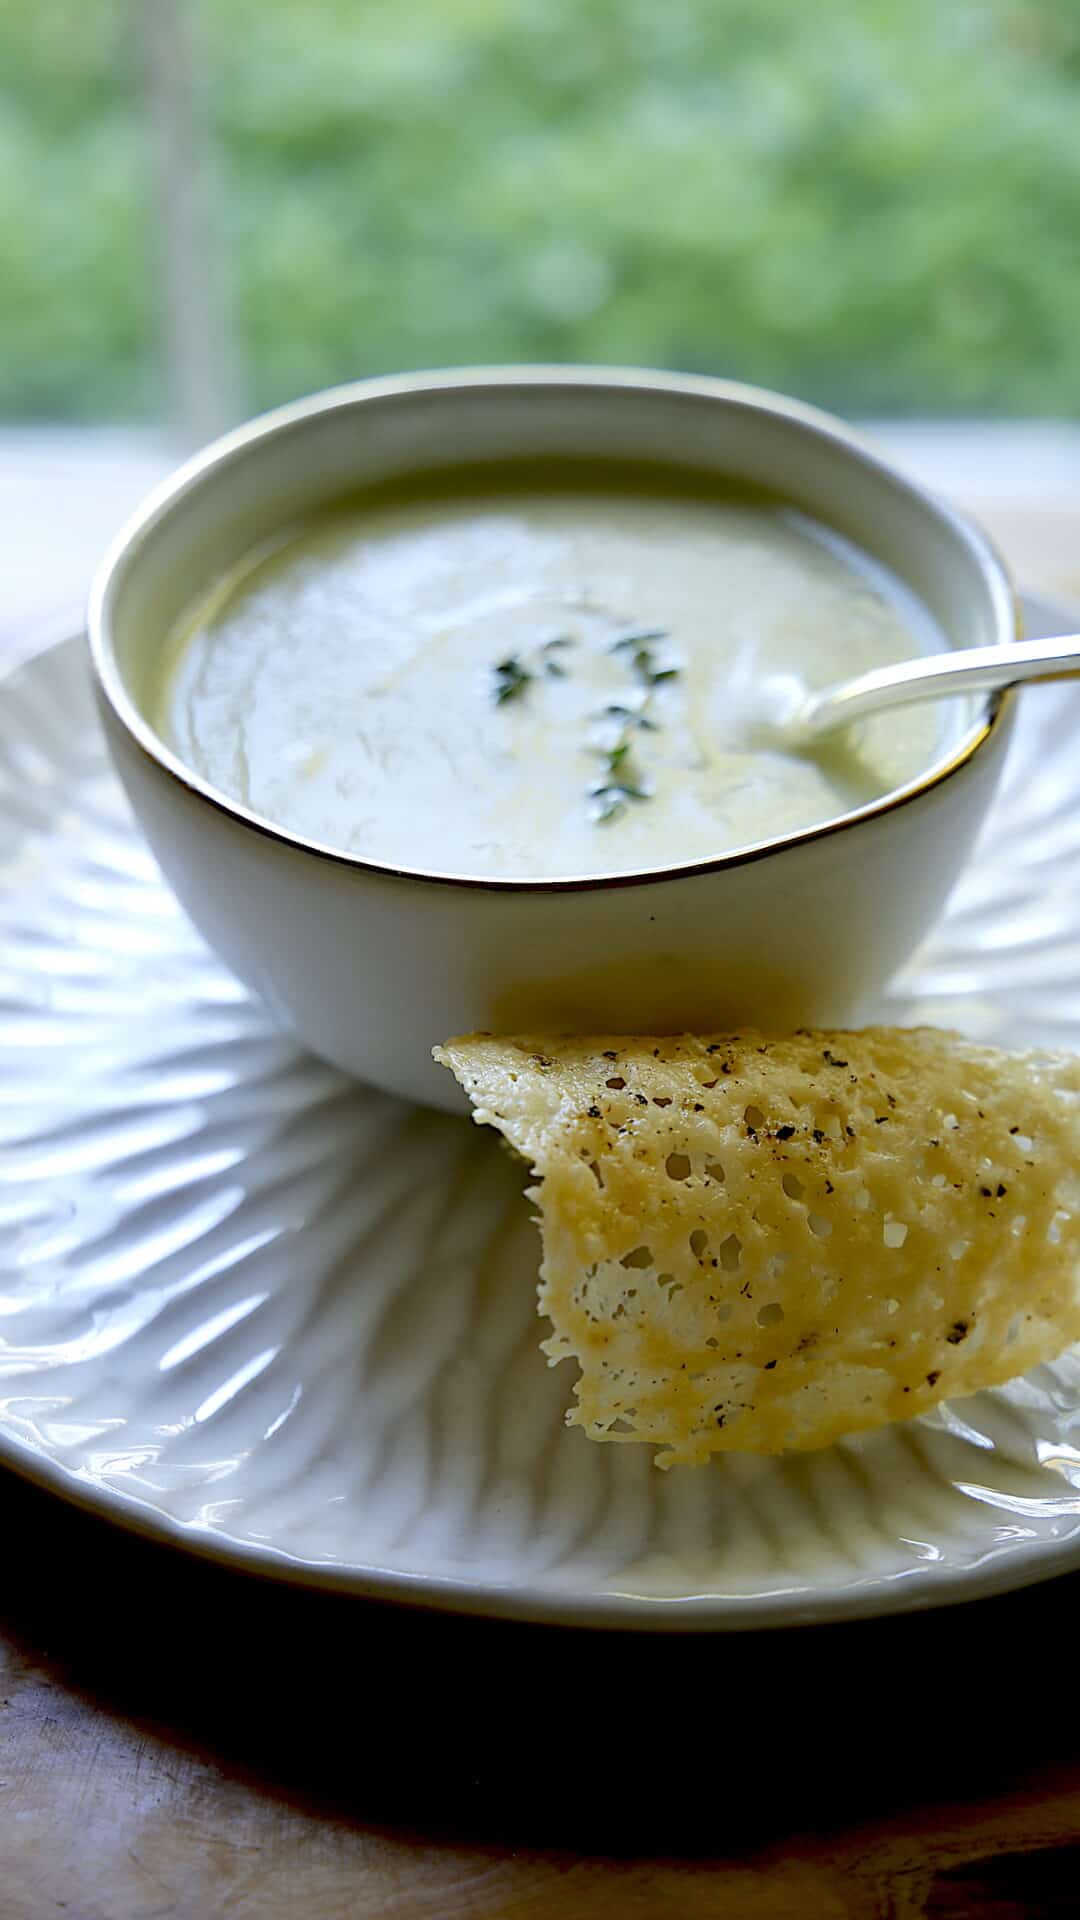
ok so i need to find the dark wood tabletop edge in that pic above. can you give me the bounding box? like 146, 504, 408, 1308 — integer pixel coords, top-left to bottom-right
4, 1459, 1080, 1862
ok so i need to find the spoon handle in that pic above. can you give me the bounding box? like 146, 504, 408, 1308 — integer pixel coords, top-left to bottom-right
794, 632, 1080, 741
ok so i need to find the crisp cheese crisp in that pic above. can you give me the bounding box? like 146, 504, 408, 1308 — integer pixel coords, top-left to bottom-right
435, 1029, 1080, 1465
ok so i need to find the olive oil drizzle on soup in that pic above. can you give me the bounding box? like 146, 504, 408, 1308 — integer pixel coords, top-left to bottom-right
156, 464, 947, 880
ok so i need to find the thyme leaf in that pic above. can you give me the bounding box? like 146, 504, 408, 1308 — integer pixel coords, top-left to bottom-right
611, 629, 669, 651
492, 656, 533, 705
493, 635, 576, 700
611, 630, 680, 687
590, 781, 648, 822
596, 702, 658, 731
591, 787, 630, 823
589, 734, 650, 821
541, 635, 575, 678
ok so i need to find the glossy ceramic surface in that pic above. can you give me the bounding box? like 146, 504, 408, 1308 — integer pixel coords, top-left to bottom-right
4, 605, 1080, 1629
89, 369, 1016, 1108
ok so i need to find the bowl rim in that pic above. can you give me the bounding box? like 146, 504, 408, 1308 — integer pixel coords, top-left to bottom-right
87, 364, 1020, 896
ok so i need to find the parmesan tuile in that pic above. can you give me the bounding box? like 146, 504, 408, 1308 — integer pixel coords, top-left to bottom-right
435, 1029, 1080, 1465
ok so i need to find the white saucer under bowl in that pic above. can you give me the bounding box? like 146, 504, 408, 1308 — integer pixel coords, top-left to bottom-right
3, 597, 1080, 1631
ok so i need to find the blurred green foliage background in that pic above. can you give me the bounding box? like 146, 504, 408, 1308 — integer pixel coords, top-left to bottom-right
3, 0, 1080, 421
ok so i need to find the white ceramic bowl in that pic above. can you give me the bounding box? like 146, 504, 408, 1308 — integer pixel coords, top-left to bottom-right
89, 367, 1017, 1110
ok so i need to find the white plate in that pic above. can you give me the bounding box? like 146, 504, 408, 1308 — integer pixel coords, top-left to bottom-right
4, 601, 1080, 1631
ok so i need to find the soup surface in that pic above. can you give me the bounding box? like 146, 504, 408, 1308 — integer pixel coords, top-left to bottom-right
156, 464, 948, 879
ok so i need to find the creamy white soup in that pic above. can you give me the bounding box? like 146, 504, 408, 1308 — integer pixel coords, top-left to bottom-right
156, 465, 948, 880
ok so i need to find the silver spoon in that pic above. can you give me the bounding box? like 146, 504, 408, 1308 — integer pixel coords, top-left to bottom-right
764, 632, 1080, 747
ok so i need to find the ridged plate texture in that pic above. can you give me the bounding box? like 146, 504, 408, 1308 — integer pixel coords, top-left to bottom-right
4, 604, 1080, 1629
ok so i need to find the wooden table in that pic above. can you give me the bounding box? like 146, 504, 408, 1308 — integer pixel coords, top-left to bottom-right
3, 503, 1079, 1919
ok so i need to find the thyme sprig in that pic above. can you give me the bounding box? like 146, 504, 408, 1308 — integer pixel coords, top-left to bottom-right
588, 628, 680, 821
491, 616, 679, 828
